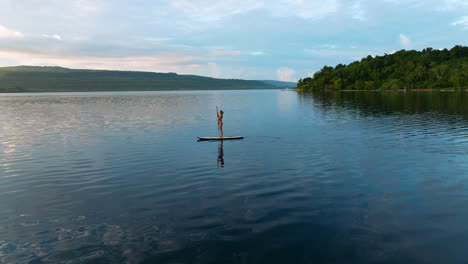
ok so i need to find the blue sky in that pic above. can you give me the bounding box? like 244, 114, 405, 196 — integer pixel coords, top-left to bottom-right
0, 0, 467, 81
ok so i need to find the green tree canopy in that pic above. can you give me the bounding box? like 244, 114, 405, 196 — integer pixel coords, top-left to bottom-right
297, 45, 468, 91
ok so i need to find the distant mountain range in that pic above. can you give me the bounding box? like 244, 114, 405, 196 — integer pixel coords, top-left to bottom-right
0, 66, 293, 93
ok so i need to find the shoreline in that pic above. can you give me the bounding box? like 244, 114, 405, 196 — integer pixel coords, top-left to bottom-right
296, 89, 468, 92
0, 88, 284, 94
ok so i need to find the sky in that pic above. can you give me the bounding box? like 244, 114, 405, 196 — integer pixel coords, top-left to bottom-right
0, 0, 467, 82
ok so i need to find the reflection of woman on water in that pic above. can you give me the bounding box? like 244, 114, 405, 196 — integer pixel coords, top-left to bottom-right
217, 141, 224, 168
217, 107, 224, 138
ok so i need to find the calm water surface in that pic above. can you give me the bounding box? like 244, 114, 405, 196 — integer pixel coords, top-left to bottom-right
1, 90, 468, 263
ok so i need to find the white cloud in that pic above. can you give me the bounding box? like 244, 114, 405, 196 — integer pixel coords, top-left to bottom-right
321, 44, 337, 49
169, 0, 264, 22
205, 62, 222, 78
167, 0, 338, 21
42, 34, 62, 40
74, 0, 102, 13
452, 16, 468, 29
249, 51, 265, 56
381, 0, 468, 11
276, 67, 296, 82
271, 0, 338, 19
399, 33, 411, 47
145, 37, 173, 43
0, 24, 24, 39
437, 0, 468, 11
351, 1, 367, 21
211, 50, 241, 56
304, 48, 363, 57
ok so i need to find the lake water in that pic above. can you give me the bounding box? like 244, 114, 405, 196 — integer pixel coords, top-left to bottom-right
1, 90, 468, 263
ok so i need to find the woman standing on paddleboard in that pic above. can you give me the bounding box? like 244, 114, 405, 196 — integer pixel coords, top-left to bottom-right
217, 107, 224, 138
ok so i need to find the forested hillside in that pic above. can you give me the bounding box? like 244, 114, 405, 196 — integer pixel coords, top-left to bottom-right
0, 66, 275, 92
297, 45, 468, 90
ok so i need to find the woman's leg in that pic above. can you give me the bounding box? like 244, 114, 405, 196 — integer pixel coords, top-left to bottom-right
219, 122, 223, 138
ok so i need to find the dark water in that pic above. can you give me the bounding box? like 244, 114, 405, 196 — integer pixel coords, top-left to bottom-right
1, 90, 468, 264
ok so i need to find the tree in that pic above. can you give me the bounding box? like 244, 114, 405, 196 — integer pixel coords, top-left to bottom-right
297, 45, 468, 91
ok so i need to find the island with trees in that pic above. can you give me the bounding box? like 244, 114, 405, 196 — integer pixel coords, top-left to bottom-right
297, 45, 468, 91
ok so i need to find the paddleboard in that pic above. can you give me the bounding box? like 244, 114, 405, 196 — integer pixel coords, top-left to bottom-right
198, 136, 243, 141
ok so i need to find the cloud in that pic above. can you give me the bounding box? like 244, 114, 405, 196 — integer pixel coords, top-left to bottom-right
42, 34, 62, 40
321, 44, 337, 49
205, 62, 223, 78
168, 0, 264, 22
0, 48, 255, 79
211, 50, 241, 56
276, 67, 296, 82
0, 49, 201, 73
248, 51, 265, 56
270, 0, 338, 19
452, 16, 468, 29
382, 0, 468, 10
351, 1, 367, 21
145, 37, 173, 42
167, 0, 338, 21
304, 48, 363, 57
399, 33, 411, 47
0, 24, 24, 39
74, 0, 99, 15
436, 0, 468, 11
